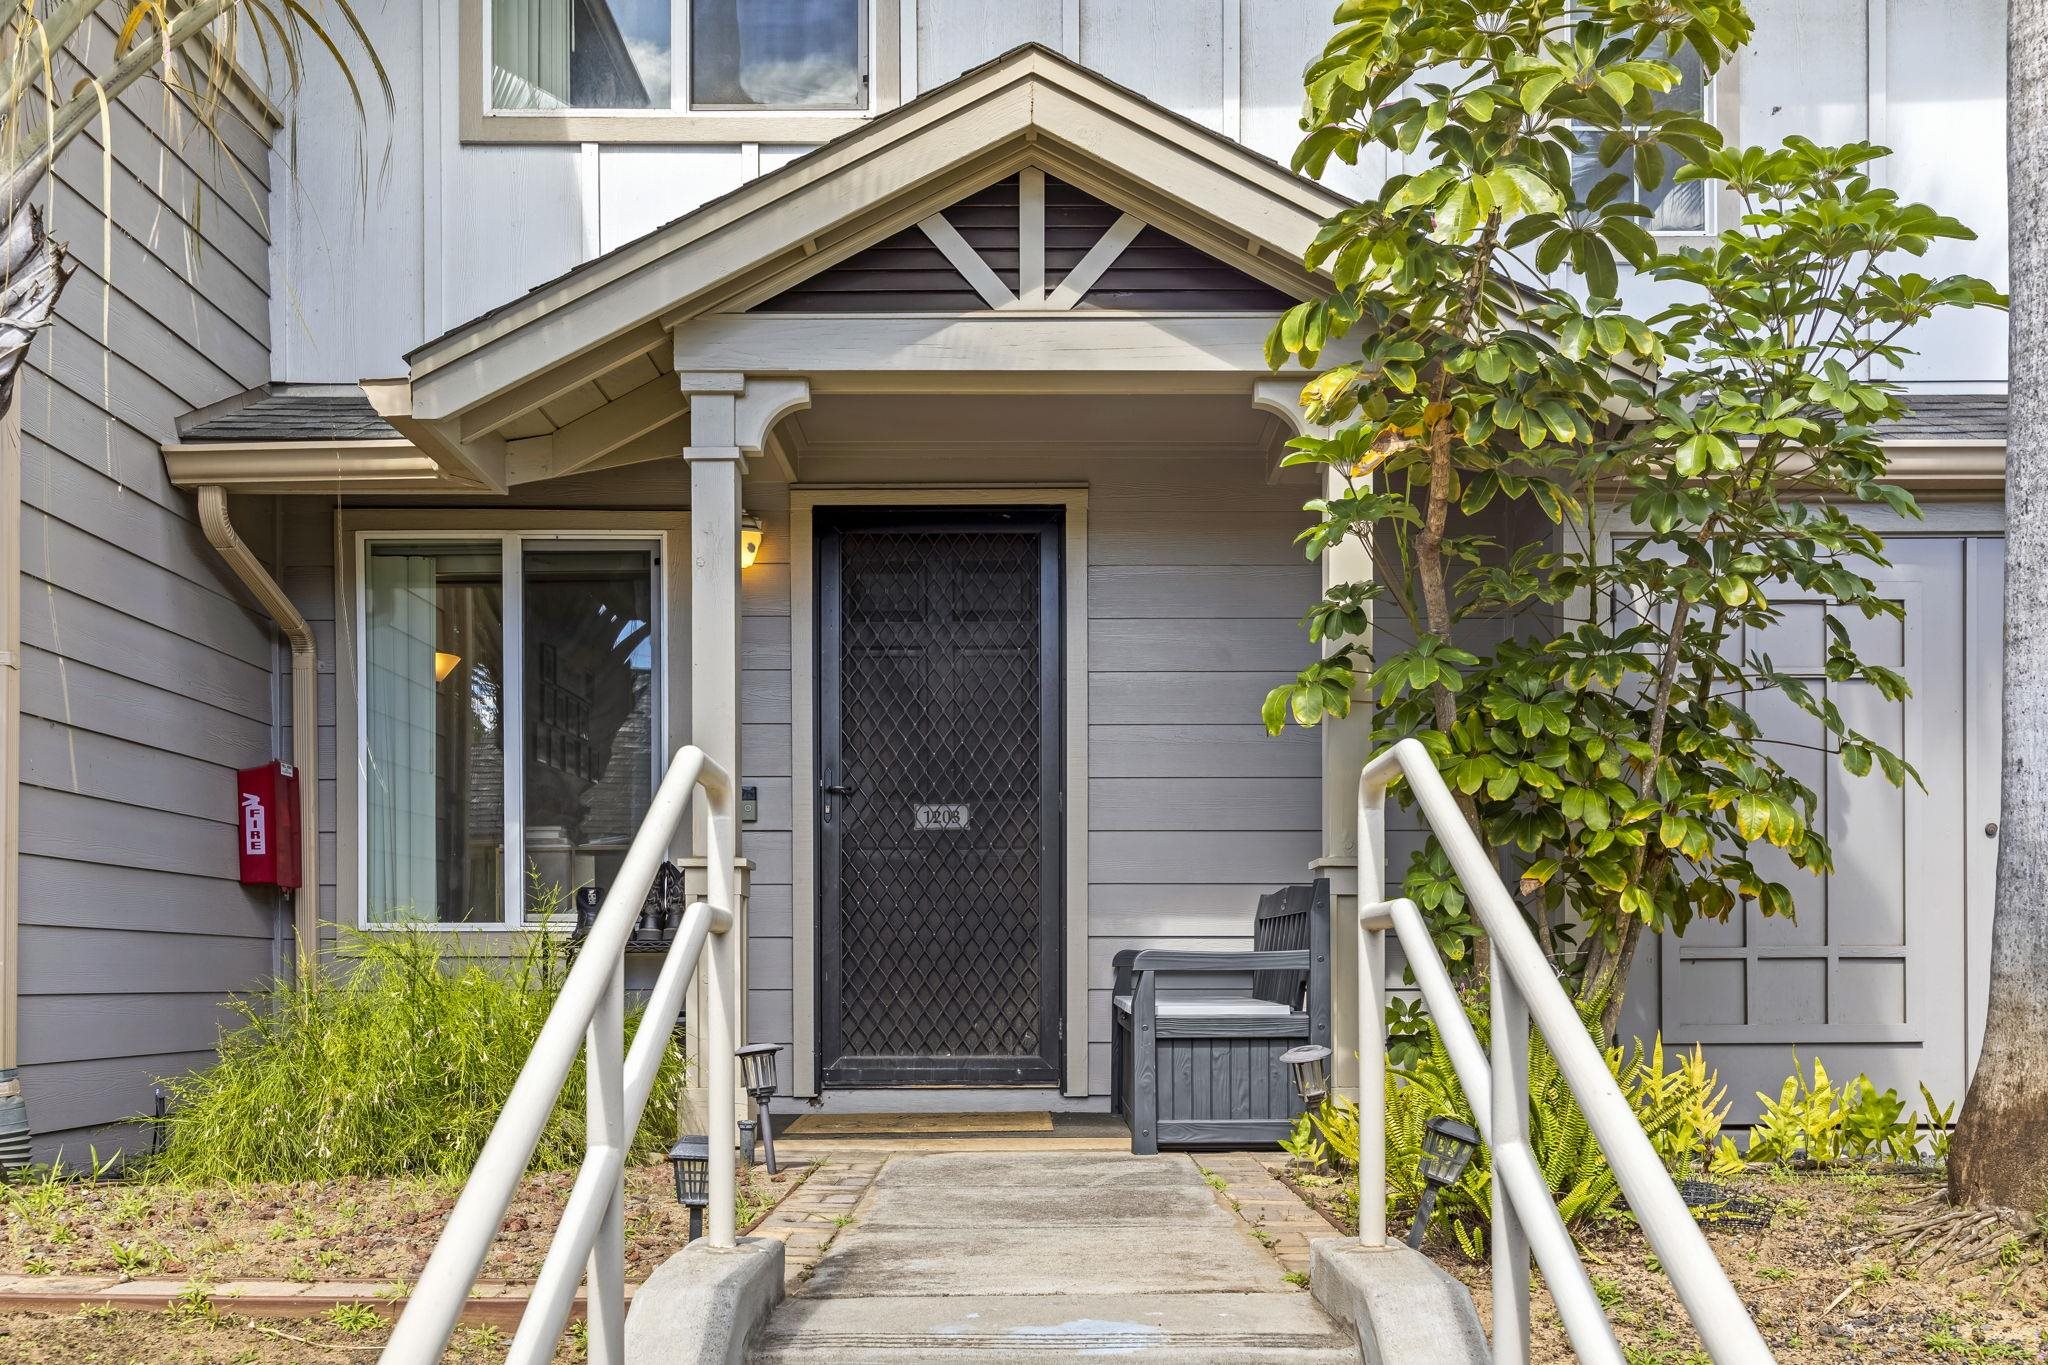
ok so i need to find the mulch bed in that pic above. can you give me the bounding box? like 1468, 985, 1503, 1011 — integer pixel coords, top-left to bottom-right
0, 1161, 798, 1288
1272, 1160, 2048, 1362
0, 1160, 809, 1361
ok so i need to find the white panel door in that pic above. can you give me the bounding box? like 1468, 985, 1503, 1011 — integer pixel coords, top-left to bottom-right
1625, 536, 1987, 1119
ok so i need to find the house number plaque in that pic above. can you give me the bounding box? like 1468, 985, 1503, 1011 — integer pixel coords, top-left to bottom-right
914, 803, 971, 831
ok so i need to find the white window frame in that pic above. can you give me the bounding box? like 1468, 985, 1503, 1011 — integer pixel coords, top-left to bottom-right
460, 0, 903, 145
1565, 66, 1720, 237
350, 523, 675, 932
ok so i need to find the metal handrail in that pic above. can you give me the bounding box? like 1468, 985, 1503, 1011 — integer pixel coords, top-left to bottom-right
1355, 738, 1773, 1363
382, 745, 741, 1365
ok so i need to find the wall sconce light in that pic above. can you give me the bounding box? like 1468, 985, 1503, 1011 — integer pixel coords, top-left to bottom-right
739, 514, 764, 569
433, 651, 462, 682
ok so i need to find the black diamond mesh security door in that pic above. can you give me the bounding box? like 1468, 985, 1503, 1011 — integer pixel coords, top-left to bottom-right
818, 509, 1062, 1088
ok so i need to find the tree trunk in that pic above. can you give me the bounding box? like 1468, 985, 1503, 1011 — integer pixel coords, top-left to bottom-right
1950, 0, 2048, 1211
0, 202, 73, 408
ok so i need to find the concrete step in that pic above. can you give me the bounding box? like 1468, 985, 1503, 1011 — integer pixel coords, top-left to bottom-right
749, 1291, 1359, 1363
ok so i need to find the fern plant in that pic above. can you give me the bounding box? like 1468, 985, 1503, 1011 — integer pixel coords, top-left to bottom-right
1285, 999, 1739, 1255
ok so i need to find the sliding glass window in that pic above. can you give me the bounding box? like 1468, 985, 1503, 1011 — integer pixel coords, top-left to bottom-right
361, 536, 661, 926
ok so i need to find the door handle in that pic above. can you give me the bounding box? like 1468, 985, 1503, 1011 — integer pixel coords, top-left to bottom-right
824, 784, 854, 796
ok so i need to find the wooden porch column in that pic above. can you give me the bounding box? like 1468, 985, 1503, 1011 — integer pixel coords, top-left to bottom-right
681, 373, 747, 1134
678, 372, 810, 1131
1254, 380, 1374, 1101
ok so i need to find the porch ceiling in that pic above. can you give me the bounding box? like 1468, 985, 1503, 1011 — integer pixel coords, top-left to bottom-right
775, 392, 1308, 487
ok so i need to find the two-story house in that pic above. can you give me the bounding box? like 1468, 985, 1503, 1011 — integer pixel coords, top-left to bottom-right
0, 0, 2009, 1161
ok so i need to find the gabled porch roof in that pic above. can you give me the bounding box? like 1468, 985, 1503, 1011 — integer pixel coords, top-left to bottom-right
165, 44, 1351, 496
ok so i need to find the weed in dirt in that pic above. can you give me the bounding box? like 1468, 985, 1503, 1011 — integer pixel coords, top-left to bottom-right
167, 1285, 220, 1325
20, 1256, 52, 1275
1755, 1265, 1793, 1282
1922, 1329, 2030, 1359
75, 1303, 115, 1321
460, 1323, 505, 1350
1594, 1277, 1625, 1309
325, 1302, 387, 1334
108, 1241, 155, 1276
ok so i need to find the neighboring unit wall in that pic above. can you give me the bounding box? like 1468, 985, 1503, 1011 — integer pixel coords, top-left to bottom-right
14, 73, 278, 1161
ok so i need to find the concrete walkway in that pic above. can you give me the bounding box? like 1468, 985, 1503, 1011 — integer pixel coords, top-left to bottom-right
751, 1151, 1357, 1362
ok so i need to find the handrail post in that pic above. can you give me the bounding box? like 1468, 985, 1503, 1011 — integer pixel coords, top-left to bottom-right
1491, 969, 1532, 1365
704, 772, 739, 1247
1356, 783, 1388, 1248
1353, 739, 1775, 1363
585, 961, 627, 1365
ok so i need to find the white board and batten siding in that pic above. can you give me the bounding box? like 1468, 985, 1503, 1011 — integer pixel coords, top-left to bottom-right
272, 1, 2003, 391
16, 70, 280, 1162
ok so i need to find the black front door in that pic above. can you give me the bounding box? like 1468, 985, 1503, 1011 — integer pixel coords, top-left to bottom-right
817, 508, 1062, 1087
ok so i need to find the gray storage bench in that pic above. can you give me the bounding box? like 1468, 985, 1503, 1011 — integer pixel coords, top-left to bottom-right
1110, 880, 1332, 1153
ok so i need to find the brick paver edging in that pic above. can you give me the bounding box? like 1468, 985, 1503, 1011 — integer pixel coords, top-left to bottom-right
1197, 1150, 1348, 1281
742, 1153, 887, 1288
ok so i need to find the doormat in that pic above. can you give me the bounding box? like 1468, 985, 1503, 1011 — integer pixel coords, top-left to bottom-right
783, 1111, 1054, 1136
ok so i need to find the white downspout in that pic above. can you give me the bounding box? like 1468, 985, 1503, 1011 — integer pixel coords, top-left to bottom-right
0, 396, 21, 1068
197, 487, 318, 965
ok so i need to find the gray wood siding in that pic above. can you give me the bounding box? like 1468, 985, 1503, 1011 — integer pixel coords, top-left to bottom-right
15, 80, 276, 1164
752, 175, 1295, 315
279, 445, 1316, 1104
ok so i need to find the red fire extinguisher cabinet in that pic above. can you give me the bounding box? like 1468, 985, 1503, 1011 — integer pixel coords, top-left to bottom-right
236, 760, 302, 889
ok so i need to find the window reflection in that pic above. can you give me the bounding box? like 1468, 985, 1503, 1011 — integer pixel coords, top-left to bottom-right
492, 0, 671, 110
522, 546, 657, 919
364, 544, 505, 924
691, 0, 864, 110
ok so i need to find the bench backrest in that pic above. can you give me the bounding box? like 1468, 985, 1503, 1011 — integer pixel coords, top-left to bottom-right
1251, 880, 1332, 1009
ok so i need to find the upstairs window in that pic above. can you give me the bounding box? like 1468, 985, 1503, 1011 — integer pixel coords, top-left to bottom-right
489, 0, 867, 114
1568, 43, 1712, 234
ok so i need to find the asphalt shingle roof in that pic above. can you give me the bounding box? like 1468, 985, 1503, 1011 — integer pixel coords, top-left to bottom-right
1874, 393, 2007, 443
179, 392, 399, 443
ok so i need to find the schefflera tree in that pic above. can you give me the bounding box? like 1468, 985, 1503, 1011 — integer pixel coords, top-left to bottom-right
1263, 0, 2003, 1028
